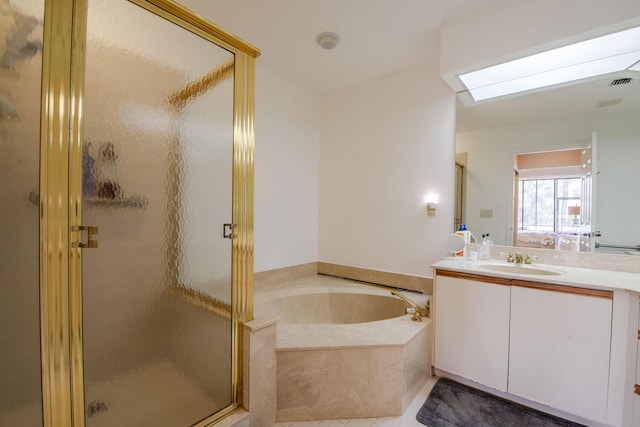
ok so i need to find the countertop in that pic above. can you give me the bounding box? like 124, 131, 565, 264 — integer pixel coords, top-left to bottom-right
432, 258, 640, 294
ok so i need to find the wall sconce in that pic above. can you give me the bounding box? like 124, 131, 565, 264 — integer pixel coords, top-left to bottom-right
424, 194, 439, 217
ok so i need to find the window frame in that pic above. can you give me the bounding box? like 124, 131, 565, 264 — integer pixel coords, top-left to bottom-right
518, 177, 581, 233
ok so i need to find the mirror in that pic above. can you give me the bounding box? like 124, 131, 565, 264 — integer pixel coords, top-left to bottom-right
455, 69, 640, 256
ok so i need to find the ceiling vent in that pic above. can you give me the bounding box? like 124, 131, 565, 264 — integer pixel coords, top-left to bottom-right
610, 77, 632, 86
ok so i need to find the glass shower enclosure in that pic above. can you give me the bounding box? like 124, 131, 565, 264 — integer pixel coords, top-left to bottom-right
82, 0, 235, 425
0, 0, 258, 425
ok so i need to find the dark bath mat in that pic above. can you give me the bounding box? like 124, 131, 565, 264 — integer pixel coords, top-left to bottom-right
416, 377, 586, 427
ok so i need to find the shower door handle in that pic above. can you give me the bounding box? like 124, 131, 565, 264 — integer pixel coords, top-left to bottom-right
223, 223, 237, 239
72, 225, 99, 248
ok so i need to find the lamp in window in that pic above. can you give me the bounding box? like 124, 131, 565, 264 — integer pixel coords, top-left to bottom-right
568, 205, 580, 226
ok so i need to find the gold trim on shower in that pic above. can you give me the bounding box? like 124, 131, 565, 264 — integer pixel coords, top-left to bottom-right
40, 0, 72, 422
128, 0, 259, 57
231, 51, 256, 407
40, 0, 89, 425
69, 0, 89, 424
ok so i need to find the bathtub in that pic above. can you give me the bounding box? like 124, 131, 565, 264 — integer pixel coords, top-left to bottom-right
254, 276, 432, 421
258, 292, 408, 324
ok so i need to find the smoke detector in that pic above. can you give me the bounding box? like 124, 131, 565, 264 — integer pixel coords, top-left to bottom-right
316, 32, 340, 50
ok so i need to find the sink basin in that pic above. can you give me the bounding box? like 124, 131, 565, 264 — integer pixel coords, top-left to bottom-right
479, 263, 564, 276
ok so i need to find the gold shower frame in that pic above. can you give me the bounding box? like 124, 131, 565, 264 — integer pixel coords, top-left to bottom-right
39, 0, 259, 425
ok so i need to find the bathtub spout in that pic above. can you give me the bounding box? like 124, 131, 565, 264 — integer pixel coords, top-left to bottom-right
391, 291, 429, 322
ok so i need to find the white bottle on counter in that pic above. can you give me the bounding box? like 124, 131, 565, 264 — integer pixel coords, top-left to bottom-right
478, 234, 490, 260
455, 224, 471, 257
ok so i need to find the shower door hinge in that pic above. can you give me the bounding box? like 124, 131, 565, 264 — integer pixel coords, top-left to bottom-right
71, 225, 99, 248
223, 223, 237, 239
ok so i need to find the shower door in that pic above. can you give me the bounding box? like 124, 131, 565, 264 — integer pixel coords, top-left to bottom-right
80, 0, 238, 425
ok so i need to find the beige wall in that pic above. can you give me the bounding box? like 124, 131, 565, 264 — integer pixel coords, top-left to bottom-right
319, 60, 457, 279
254, 65, 320, 272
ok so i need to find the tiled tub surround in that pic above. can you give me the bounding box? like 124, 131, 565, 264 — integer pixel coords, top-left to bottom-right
254, 275, 432, 422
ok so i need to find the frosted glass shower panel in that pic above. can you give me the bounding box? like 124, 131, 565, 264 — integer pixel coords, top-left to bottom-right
82, 0, 235, 425
177, 78, 234, 300
0, 1, 44, 425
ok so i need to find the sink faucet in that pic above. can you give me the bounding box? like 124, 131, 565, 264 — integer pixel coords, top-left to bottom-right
501, 252, 515, 262
506, 252, 536, 264
391, 291, 429, 322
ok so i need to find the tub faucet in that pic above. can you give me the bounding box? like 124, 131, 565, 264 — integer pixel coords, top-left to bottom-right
391, 290, 429, 322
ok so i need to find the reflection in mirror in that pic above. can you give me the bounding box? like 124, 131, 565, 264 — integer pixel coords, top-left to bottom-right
513, 148, 593, 252
455, 69, 640, 256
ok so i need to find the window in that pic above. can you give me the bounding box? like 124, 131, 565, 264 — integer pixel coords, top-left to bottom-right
518, 178, 581, 233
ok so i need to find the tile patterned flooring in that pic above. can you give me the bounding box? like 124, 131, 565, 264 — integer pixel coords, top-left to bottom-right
272, 377, 438, 427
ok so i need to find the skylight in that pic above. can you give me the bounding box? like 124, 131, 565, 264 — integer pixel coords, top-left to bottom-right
458, 26, 640, 102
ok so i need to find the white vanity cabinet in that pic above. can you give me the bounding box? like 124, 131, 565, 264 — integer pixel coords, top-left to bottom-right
433, 268, 616, 424
508, 282, 613, 424
433, 271, 511, 391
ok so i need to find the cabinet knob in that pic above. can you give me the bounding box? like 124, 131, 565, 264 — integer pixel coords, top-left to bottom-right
635, 384, 640, 396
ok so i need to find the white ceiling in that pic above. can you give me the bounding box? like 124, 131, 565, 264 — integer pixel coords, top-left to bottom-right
178, 0, 639, 131
178, 0, 505, 94
456, 70, 640, 132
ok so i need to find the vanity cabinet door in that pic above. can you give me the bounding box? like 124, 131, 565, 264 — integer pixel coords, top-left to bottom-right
508, 284, 612, 423
434, 272, 511, 391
